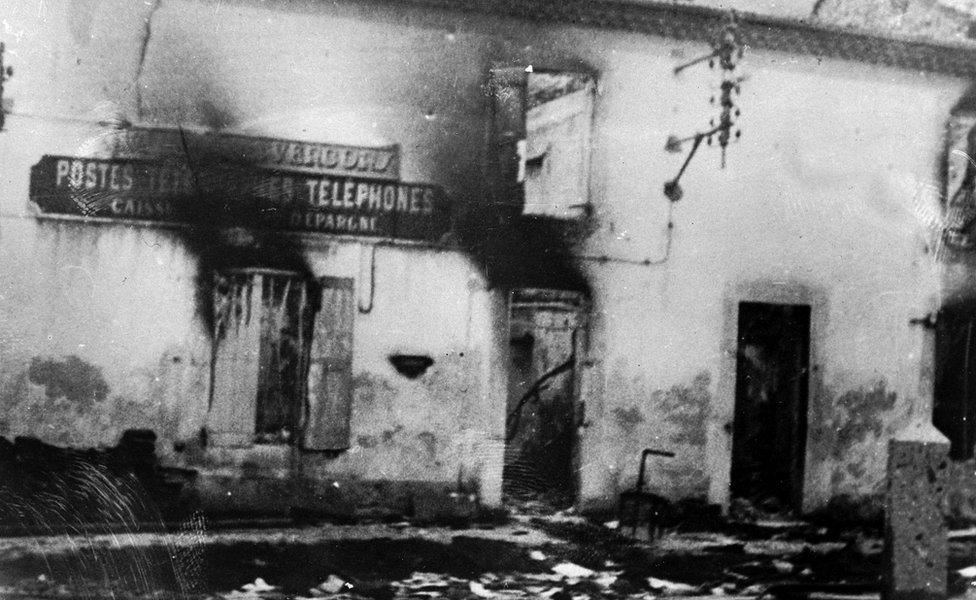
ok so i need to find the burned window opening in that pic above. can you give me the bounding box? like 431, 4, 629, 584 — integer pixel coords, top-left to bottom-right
943, 115, 976, 247
211, 270, 314, 445
488, 67, 595, 220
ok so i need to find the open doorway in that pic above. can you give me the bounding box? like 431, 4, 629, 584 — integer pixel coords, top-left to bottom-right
503, 289, 585, 509
730, 302, 811, 513
934, 302, 976, 460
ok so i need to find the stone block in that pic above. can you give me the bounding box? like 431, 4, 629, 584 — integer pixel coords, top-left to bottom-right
884, 424, 950, 600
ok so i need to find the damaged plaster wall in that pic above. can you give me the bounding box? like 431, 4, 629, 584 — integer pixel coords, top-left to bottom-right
0, 0, 969, 516
0, 0, 506, 513
565, 38, 962, 511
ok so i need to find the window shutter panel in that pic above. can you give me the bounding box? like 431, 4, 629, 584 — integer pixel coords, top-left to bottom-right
522, 85, 594, 218
303, 277, 355, 451
488, 67, 528, 211
945, 114, 976, 247
208, 273, 262, 447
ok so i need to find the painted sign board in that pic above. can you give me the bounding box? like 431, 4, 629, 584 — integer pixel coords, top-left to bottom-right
95, 127, 400, 181
29, 155, 450, 242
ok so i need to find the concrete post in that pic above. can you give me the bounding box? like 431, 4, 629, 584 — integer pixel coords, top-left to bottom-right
884, 421, 950, 600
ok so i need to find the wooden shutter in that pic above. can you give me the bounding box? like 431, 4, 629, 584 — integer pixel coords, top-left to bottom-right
303, 277, 355, 451
945, 114, 976, 247
208, 273, 262, 447
488, 67, 528, 211
523, 84, 594, 219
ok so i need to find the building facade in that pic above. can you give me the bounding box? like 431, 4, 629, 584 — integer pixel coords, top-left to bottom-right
1, 0, 975, 518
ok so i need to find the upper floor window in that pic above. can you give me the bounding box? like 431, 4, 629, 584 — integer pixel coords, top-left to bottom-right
489, 67, 595, 220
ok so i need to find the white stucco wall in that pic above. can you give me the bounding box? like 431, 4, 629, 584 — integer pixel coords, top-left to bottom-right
0, 0, 969, 513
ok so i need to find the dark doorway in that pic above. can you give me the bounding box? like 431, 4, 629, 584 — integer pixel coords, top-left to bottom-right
934, 303, 976, 460
730, 302, 811, 513
503, 289, 585, 509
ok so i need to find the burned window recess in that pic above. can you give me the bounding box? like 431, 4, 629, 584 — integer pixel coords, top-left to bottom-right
943, 113, 976, 248
208, 270, 354, 451
489, 67, 595, 220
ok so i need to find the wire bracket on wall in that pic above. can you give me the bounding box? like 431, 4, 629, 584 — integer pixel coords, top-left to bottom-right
0, 42, 13, 131
663, 11, 743, 202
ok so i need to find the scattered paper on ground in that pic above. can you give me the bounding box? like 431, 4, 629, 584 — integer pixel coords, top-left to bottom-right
552, 562, 595, 578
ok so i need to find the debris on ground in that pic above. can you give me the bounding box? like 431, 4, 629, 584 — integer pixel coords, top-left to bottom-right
772, 560, 794, 574
241, 578, 278, 594
469, 581, 493, 597
222, 578, 283, 600
0, 508, 892, 600
646, 577, 698, 596
552, 562, 596, 578
652, 532, 744, 554
316, 575, 350, 594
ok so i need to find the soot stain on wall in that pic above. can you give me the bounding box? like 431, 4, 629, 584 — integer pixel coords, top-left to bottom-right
381, 425, 404, 444
28, 355, 109, 406
353, 372, 398, 411
660, 463, 710, 500
356, 435, 379, 449
657, 371, 711, 448
416, 431, 438, 458
104, 61, 318, 337
612, 405, 645, 433
456, 209, 591, 293
827, 379, 897, 460
0, 360, 158, 448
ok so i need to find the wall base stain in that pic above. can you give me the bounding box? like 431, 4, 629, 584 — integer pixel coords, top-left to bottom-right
828, 380, 897, 459
0, 361, 160, 449
612, 405, 645, 432
27, 355, 109, 406
811, 379, 899, 499
658, 371, 711, 448
602, 367, 712, 502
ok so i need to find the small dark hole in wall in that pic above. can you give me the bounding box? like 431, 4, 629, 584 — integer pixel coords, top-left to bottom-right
525, 153, 546, 170
511, 332, 534, 350
389, 355, 434, 379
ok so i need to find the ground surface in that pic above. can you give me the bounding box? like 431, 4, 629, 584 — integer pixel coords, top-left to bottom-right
0, 511, 906, 600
